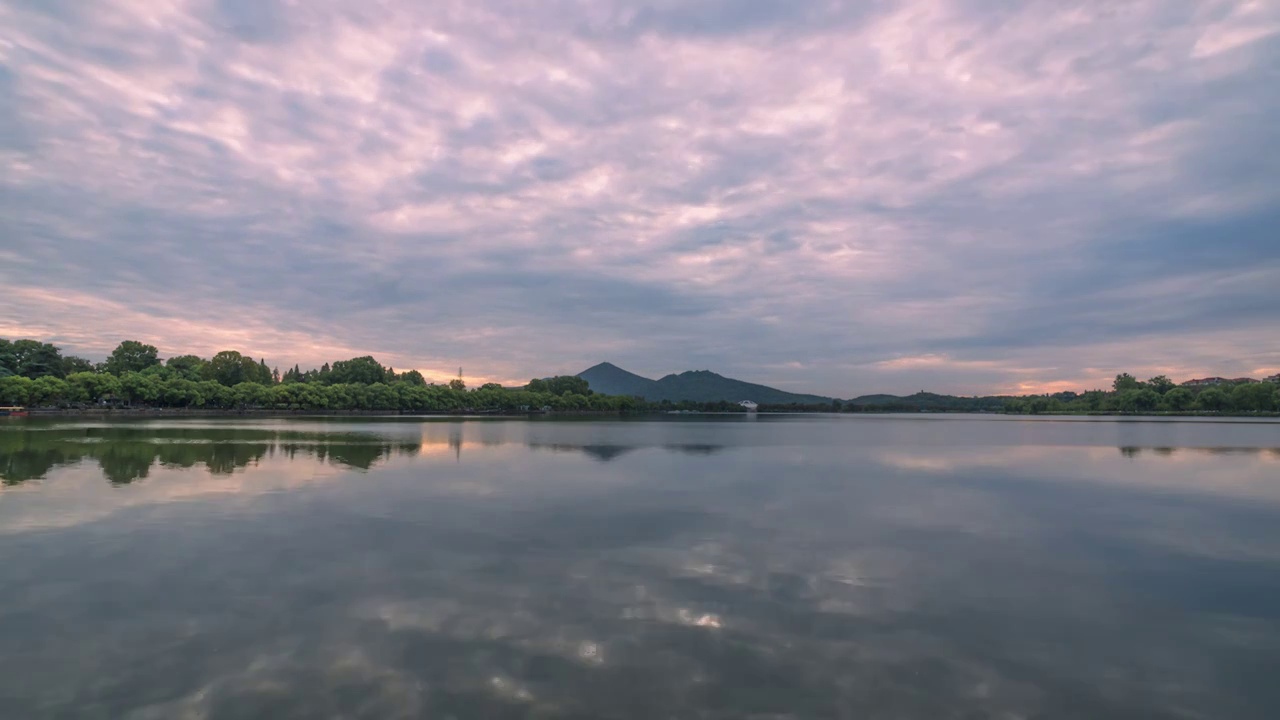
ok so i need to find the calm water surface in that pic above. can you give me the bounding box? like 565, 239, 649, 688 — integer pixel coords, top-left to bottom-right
1, 415, 1279, 719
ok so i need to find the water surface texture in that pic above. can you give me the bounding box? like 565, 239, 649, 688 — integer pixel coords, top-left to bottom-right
2, 415, 1279, 719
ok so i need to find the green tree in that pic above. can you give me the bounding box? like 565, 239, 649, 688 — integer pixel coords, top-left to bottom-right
255, 359, 274, 385
105, 340, 160, 375
1009, 396, 1056, 414
61, 355, 95, 375
141, 364, 173, 381
449, 378, 466, 392
270, 384, 293, 408
367, 383, 398, 410
166, 354, 208, 381
31, 376, 70, 406
565, 392, 592, 410
1195, 388, 1227, 412
232, 382, 271, 408
0, 376, 35, 404
207, 351, 248, 387
119, 372, 161, 406
1231, 382, 1276, 412
0, 338, 12, 377
545, 375, 591, 396
399, 369, 426, 386
197, 380, 233, 408
1162, 387, 1194, 411
3, 339, 65, 378
1147, 375, 1175, 395
1079, 390, 1107, 411
161, 378, 203, 407
66, 372, 121, 404
1117, 388, 1160, 413
316, 383, 343, 409
1113, 373, 1143, 392
329, 356, 388, 385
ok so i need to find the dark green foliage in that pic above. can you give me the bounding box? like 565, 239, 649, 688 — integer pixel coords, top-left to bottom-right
1163, 387, 1194, 411
61, 355, 95, 375
205, 350, 273, 387
104, 340, 160, 376
206, 351, 249, 386
0, 376, 33, 404
527, 375, 592, 396
1231, 382, 1276, 412
0, 338, 65, 379
1078, 390, 1108, 410
1115, 388, 1161, 412
165, 354, 208, 381
328, 356, 388, 385
847, 392, 1011, 413
1000, 379, 1278, 416
1196, 388, 1228, 412
1113, 373, 1143, 392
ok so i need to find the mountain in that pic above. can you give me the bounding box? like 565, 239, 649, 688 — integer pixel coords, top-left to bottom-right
577, 362, 833, 405
577, 362, 660, 398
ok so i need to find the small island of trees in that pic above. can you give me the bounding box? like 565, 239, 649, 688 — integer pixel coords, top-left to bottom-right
1001, 373, 1278, 415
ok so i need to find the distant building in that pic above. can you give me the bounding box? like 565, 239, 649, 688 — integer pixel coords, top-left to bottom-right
1267, 374, 1280, 384
1182, 377, 1227, 387
1231, 377, 1260, 384
738, 400, 759, 412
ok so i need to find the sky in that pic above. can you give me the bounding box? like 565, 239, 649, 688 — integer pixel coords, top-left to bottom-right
1, 0, 1278, 397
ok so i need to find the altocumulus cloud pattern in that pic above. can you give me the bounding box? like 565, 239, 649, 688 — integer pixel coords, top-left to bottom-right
1, 0, 1278, 394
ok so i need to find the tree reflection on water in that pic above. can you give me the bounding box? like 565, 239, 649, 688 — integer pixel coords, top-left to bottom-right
0, 425, 424, 485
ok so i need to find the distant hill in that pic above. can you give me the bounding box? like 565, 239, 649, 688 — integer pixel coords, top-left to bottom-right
577, 362, 660, 399
577, 362, 833, 404
845, 392, 1012, 412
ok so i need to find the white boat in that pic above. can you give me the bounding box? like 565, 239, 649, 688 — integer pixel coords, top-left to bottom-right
738, 400, 759, 412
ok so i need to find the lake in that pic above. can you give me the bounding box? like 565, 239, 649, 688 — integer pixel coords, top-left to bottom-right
1, 415, 1279, 719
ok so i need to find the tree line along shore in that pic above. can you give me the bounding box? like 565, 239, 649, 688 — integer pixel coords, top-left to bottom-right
1, 338, 1277, 415
998, 373, 1279, 415
0, 339, 648, 413
0, 338, 771, 414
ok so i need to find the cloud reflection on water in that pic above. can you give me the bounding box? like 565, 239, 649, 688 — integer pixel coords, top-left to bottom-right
1, 417, 1279, 718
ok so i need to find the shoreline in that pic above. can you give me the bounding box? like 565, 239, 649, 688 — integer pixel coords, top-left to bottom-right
17, 407, 634, 419
10, 407, 1278, 420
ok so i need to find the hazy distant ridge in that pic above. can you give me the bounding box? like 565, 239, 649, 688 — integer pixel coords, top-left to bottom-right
577, 362, 833, 404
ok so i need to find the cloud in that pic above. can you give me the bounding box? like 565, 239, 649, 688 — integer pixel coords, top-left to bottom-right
1, 0, 1278, 393
6, 421, 1279, 716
